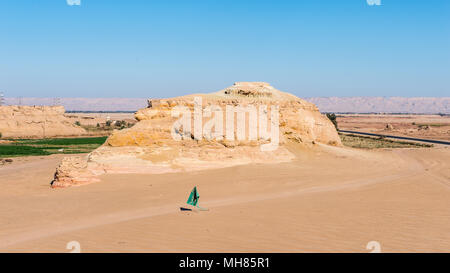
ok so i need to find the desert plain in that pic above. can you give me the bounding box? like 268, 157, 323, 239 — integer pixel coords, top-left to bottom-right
0, 141, 449, 252
0, 86, 449, 253
337, 114, 450, 142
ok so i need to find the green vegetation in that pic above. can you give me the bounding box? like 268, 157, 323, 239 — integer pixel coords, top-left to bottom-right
326, 113, 338, 129
114, 120, 129, 130
81, 119, 134, 134
81, 124, 114, 133
0, 137, 107, 158
339, 133, 433, 149
17, 137, 107, 145
0, 145, 51, 156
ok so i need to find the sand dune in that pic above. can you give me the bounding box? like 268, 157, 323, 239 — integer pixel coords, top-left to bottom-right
0, 145, 449, 252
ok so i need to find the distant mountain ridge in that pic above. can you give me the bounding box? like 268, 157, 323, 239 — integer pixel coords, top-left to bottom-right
306, 97, 449, 114
4, 98, 148, 112
3, 97, 449, 114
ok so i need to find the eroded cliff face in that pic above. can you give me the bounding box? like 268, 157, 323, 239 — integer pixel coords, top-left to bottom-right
51, 82, 341, 188
0, 106, 86, 138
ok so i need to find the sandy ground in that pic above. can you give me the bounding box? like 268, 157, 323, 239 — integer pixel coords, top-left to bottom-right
64, 113, 136, 127
0, 145, 449, 253
337, 114, 450, 141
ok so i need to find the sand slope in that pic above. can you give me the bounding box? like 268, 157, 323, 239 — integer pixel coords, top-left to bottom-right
0, 146, 449, 252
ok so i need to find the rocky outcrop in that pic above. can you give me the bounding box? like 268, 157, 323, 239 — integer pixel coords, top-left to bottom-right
52, 82, 341, 187
0, 106, 86, 138
0, 158, 13, 166
51, 156, 102, 188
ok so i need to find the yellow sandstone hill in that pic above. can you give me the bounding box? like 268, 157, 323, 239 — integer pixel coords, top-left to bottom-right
52, 82, 341, 187
0, 105, 86, 138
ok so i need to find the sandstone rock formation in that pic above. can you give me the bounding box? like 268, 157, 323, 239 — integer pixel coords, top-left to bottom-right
0, 106, 86, 138
51, 82, 341, 188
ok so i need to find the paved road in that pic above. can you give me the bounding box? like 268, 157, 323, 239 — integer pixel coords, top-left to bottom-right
338, 130, 450, 146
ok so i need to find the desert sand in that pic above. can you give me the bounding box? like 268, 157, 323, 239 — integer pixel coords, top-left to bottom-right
64, 112, 136, 127
0, 144, 449, 253
1, 83, 449, 253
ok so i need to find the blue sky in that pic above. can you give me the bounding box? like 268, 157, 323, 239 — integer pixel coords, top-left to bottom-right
0, 0, 449, 98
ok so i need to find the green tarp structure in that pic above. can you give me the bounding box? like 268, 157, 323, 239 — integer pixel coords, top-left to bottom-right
186, 186, 200, 206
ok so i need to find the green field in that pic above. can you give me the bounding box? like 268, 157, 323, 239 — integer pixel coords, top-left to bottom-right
0, 137, 107, 157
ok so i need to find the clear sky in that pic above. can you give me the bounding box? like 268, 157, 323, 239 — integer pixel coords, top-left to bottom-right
1, 0, 449, 98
